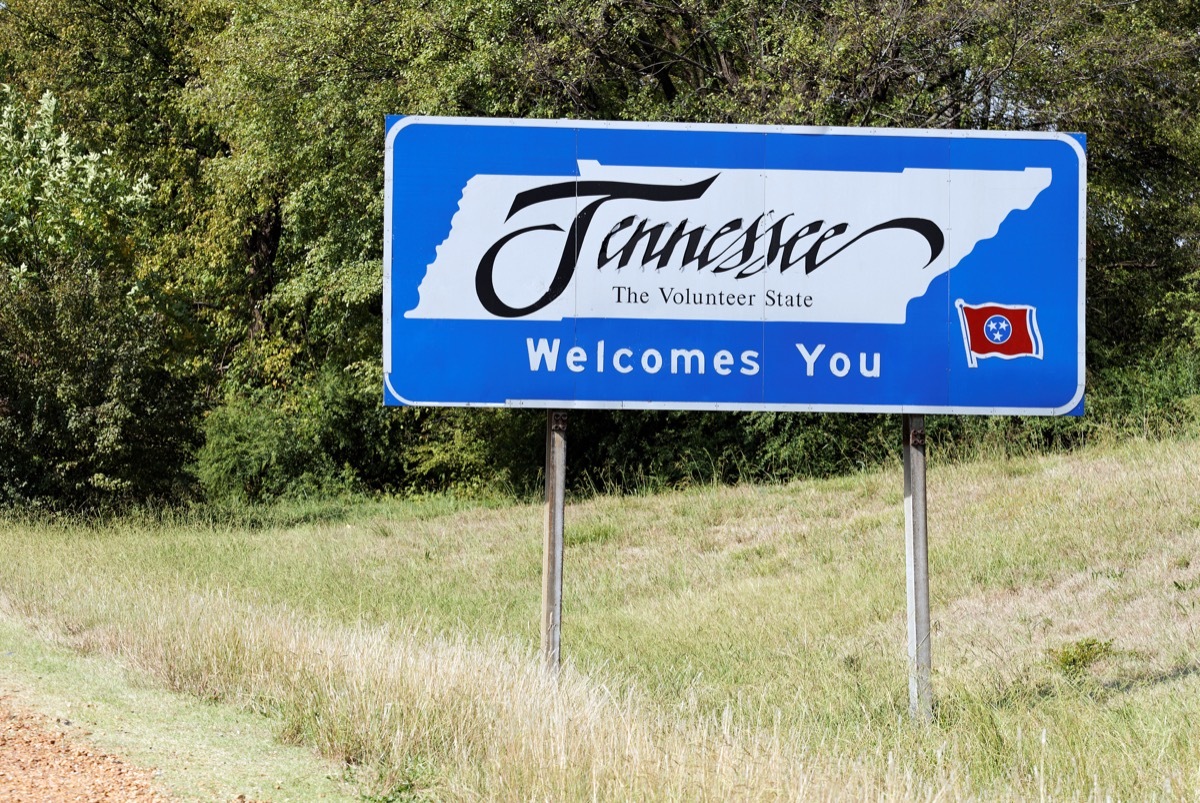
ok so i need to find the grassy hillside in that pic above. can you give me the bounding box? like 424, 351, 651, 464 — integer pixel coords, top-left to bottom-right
1, 437, 1198, 799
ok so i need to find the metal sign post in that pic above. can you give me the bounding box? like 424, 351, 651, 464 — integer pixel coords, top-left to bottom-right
903, 414, 933, 721
541, 410, 567, 672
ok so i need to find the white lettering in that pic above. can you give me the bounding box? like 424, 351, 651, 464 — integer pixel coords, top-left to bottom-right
859, 352, 881, 377
671, 348, 705, 375
740, 350, 760, 375
796, 342, 825, 376
528, 339, 767, 379
566, 346, 587, 372
613, 348, 633, 374
829, 352, 851, 377
713, 350, 734, 376
527, 338, 560, 371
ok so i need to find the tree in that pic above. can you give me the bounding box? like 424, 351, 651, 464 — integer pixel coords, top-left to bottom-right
3, 0, 1198, 501
0, 88, 197, 505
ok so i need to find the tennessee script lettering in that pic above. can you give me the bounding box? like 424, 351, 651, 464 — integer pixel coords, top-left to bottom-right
475, 176, 945, 319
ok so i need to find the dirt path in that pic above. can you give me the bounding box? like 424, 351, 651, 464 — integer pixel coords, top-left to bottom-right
0, 695, 170, 802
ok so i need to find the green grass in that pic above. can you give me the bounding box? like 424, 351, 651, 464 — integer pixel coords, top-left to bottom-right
1, 436, 1198, 799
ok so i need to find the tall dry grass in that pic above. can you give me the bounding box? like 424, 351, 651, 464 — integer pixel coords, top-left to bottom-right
1, 580, 957, 800
1, 436, 1198, 799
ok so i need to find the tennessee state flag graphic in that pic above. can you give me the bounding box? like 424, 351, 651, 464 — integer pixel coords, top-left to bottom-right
956, 300, 1044, 368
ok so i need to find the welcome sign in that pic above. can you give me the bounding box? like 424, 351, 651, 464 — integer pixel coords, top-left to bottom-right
384, 117, 1085, 414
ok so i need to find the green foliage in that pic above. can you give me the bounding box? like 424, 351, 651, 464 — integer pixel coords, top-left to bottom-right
196, 391, 332, 503
0, 0, 223, 346
0, 88, 197, 506
927, 346, 1200, 465
197, 367, 423, 502
2, 0, 1200, 502
1048, 638, 1115, 678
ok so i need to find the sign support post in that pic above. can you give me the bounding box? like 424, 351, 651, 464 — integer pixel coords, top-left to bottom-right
541, 410, 567, 672
903, 414, 933, 721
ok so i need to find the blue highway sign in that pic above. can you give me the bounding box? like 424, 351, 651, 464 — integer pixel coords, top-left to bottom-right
384, 117, 1085, 415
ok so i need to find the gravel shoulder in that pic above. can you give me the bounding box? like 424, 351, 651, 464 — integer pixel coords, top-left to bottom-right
0, 616, 360, 802
1, 693, 170, 801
